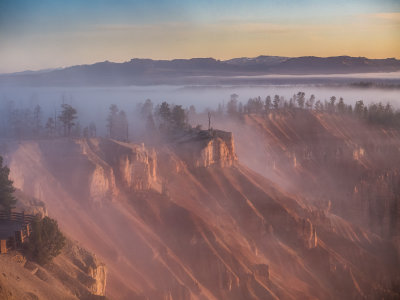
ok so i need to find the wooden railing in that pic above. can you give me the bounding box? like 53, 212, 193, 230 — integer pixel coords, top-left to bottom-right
0, 211, 35, 224
0, 211, 35, 253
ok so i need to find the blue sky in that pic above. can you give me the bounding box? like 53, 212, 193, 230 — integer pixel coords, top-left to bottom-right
0, 0, 399, 72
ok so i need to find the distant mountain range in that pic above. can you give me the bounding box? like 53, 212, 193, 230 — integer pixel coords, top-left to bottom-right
1, 56, 399, 86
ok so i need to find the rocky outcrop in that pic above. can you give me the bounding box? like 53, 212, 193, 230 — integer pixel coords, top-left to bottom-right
119, 146, 157, 190
91, 139, 159, 192
77, 138, 117, 204
61, 240, 107, 296
196, 131, 236, 167
88, 263, 107, 296
301, 218, 318, 249
174, 129, 237, 168
88, 164, 118, 204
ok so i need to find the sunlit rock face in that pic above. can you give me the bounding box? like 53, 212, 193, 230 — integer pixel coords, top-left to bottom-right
196, 131, 236, 168
63, 241, 107, 296
77, 138, 119, 203
118, 146, 157, 191
173, 129, 237, 168
300, 218, 318, 249
86, 139, 159, 192
88, 165, 117, 204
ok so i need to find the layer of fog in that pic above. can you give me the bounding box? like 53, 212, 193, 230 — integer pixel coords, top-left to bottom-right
1, 84, 399, 137
1, 85, 399, 110
230, 71, 400, 79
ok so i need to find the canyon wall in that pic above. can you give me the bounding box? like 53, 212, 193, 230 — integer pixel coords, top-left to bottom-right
2, 124, 399, 299
207, 111, 400, 239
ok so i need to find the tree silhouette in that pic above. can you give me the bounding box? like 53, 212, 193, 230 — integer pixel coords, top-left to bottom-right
117, 110, 129, 141
265, 96, 272, 113
0, 156, 16, 212
45, 117, 55, 137
337, 97, 346, 113
171, 105, 186, 129
58, 104, 77, 136
33, 105, 42, 136
296, 92, 305, 109
107, 104, 119, 138
306, 94, 315, 110
227, 95, 238, 117
354, 100, 365, 117
273, 95, 280, 110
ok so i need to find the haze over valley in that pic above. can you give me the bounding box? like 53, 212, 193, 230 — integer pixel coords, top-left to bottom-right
0, 0, 399, 299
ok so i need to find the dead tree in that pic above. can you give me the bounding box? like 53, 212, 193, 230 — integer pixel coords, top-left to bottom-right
208, 111, 212, 131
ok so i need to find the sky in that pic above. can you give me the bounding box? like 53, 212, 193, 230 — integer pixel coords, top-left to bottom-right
0, 0, 399, 73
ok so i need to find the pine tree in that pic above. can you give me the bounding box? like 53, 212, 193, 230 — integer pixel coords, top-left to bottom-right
171, 105, 186, 129
107, 104, 119, 138
33, 104, 42, 136
296, 92, 305, 109
227, 94, 238, 117
24, 216, 66, 265
0, 156, 16, 212
273, 95, 280, 110
45, 117, 55, 137
117, 110, 129, 141
337, 97, 346, 114
58, 104, 77, 136
157, 102, 171, 131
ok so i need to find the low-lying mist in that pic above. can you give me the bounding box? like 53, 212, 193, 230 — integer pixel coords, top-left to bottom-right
1, 84, 399, 136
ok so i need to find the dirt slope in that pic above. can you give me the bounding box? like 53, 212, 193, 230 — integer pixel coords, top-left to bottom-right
0, 239, 106, 300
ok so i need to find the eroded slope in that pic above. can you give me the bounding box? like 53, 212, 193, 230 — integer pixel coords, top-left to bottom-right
3, 132, 399, 299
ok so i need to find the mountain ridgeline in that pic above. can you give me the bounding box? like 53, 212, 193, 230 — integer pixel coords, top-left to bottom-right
1, 56, 399, 86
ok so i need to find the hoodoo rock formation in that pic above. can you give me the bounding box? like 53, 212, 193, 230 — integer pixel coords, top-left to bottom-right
83, 138, 159, 193
301, 218, 318, 249
61, 241, 107, 296
173, 129, 237, 168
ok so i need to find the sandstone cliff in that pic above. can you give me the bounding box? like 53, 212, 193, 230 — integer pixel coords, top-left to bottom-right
82, 138, 159, 193
173, 129, 237, 168
206, 111, 400, 241
5, 138, 161, 206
